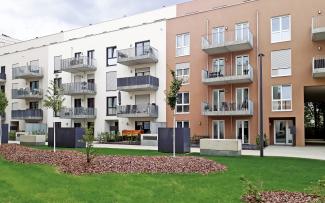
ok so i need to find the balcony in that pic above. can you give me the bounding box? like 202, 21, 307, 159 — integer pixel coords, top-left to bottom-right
0, 73, 6, 83
117, 75, 159, 92
312, 56, 325, 78
12, 88, 43, 100
312, 15, 325, 41
61, 56, 97, 73
202, 100, 253, 116
11, 109, 43, 121
12, 66, 43, 79
202, 65, 253, 85
117, 46, 158, 66
202, 28, 253, 55
62, 82, 96, 96
60, 107, 96, 119
117, 104, 158, 118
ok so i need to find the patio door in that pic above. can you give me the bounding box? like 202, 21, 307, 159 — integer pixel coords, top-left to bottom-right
213, 89, 225, 111
236, 88, 249, 110
274, 120, 294, 145
236, 55, 249, 76
236, 120, 249, 144
212, 120, 225, 139
212, 27, 225, 44
235, 22, 249, 41
212, 58, 225, 76
135, 41, 150, 56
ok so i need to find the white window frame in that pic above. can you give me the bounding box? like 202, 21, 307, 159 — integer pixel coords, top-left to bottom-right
175, 63, 190, 85
176, 121, 190, 128
176, 92, 190, 114
235, 22, 249, 41
212, 26, 225, 45
236, 87, 249, 110
236, 120, 250, 144
212, 58, 225, 74
212, 120, 225, 139
271, 15, 291, 43
271, 49, 292, 77
176, 33, 190, 57
212, 89, 225, 111
272, 84, 292, 112
235, 55, 249, 76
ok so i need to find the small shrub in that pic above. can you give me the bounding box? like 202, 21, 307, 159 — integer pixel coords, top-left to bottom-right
306, 179, 325, 203
97, 132, 106, 143
240, 176, 263, 203
82, 128, 95, 163
9, 131, 16, 141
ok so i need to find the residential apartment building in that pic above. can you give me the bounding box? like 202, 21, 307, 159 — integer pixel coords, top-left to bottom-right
166, 0, 325, 146
0, 34, 20, 47
0, 6, 177, 136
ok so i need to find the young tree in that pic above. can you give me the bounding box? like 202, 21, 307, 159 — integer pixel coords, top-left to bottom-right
43, 80, 65, 152
83, 127, 95, 163
0, 91, 8, 146
166, 70, 182, 157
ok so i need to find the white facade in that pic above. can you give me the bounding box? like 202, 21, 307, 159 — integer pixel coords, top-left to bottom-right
0, 34, 20, 47
0, 6, 176, 136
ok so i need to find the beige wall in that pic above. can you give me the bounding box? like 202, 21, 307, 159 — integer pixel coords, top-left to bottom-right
167, 0, 325, 146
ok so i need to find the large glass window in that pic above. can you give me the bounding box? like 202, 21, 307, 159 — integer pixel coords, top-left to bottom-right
213, 120, 225, 139
272, 85, 292, 111
176, 92, 189, 113
235, 22, 249, 41
106, 46, 117, 66
176, 63, 190, 84
176, 33, 190, 57
212, 27, 225, 45
176, 121, 189, 128
271, 15, 291, 43
107, 97, 117, 116
271, 49, 291, 77
212, 58, 225, 76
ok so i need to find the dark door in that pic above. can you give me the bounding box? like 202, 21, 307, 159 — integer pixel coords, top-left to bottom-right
1, 66, 5, 74
135, 40, 150, 56
74, 99, 81, 108
88, 98, 95, 108
30, 81, 39, 91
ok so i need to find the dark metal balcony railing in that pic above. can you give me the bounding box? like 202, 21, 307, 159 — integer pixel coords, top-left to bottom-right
61, 56, 97, 72
312, 56, 325, 78
117, 75, 159, 91
11, 109, 43, 120
62, 82, 96, 95
202, 100, 253, 116
12, 66, 42, 79
60, 107, 96, 119
117, 45, 158, 65
117, 104, 158, 118
12, 88, 43, 99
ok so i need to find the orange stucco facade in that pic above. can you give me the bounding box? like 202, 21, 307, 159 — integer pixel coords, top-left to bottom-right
166, 0, 325, 146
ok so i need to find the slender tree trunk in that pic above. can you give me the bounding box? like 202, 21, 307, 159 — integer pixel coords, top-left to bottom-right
53, 122, 56, 152
173, 112, 176, 157
0, 115, 2, 146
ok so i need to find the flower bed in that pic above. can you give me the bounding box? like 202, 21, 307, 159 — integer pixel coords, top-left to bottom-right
0, 144, 226, 175
242, 191, 319, 203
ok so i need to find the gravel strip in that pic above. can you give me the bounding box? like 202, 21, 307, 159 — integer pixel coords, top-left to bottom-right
0, 144, 226, 175
242, 191, 319, 203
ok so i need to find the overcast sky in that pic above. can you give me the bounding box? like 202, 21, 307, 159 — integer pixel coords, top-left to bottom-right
0, 0, 188, 41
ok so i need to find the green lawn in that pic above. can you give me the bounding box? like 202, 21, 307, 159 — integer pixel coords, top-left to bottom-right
0, 147, 324, 203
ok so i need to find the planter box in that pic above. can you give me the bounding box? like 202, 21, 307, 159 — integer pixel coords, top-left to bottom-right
48, 127, 85, 148
158, 128, 190, 153
141, 134, 158, 146
200, 139, 242, 156
20, 134, 46, 146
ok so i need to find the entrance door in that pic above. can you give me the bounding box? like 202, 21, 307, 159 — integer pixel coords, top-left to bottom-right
236, 88, 249, 110
274, 120, 294, 145
212, 120, 225, 139
213, 89, 225, 111
236, 120, 249, 144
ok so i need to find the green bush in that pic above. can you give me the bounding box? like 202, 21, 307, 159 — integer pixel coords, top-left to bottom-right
9, 131, 16, 141
240, 176, 263, 203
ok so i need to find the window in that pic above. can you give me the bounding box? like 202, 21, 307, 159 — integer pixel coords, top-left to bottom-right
271, 49, 291, 77
236, 120, 249, 144
54, 77, 62, 88
235, 22, 249, 41
135, 41, 150, 56
271, 15, 291, 43
272, 85, 292, 111
135, 121, 151, 134
236, 55, 249, 76
106, 71, 117, 91
54, 56, 62, 73
30, 60, 39, 72
107, 97, 117, 116
87, 50, 95, 66
212, 58, 225, 75
135, 68, 150, 76
175, 63, 190, 84
236, 88, 249, 111
29, 102, 39, 109
176, 121, 189, 128
176, 33, 190, 57
212, 27, 225, 44
176, 92, 189, 113
106, 46, 117, 66
213, 89, 225, 111
30, 81, 39, 91
213, 120, 225, 139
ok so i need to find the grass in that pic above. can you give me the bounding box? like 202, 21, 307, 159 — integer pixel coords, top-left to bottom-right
0, 146, 324, 203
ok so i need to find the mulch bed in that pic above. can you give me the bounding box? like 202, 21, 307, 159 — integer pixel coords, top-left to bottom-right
242, 191, 319, 203
0, 144, 226, 175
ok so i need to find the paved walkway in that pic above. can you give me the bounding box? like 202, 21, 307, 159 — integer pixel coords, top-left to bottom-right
94, 144, 325, 161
